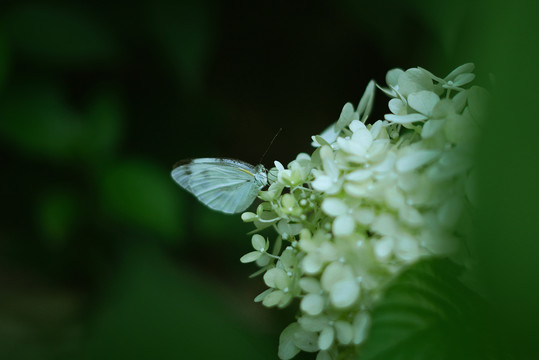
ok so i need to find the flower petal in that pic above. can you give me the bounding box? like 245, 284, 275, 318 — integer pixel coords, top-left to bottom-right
278, 323, 302, 360
318, 326, 335, 350
334, 320, 354, 345
407, 90, 440, 116
251, 234, 266, 251
240, 251, 262, 263
333, 214, 355, 237
388, 98, 406, 115
396, 150, 440, 172
301, 293, 325, 316
321, 198, 347, 216
384, 113, 428, 124
330, 279, 360, 308
352, 312, 371, 345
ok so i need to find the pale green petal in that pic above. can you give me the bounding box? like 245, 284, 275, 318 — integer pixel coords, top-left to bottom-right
334, 320, 354, 345
354, 208, 375, 225
321, 198, 347, 217
421, 119, 445, 138
351, 126, 373, 149
333, 214, 355, 237
367, 139, 390, 161
280, 247, 297, 271
264, 268, 289, 288
348, 119, 366, 133
278, 323, 302, 360
254, 288, 273, 302
293, 327, 319, 352
453, 72, 475, 87
407, 90, 440, 116
388, 98, 405, 115
397, 68, 433, 96
241, 212, 257, 222
346, 168, 372, 182
373, 236, 393, 261
299, 277, 322, 293
251, 234, 266, 251
358, 80, 375, 123
298, 315, 329, 332
278, 220, 303, 236
335, 102, 356, 133
337, 137, 368, 156
399, 205, 423, 227
321, 262, 353, 292
312, 133, 333, 148
302, 253, 324, 275
396, 149, 440, 172
312, 174, 334, 192
445, 63, 475, 81
352, 312, 371, 345
301, 293, 325, 316
452, 89, 468, 113
263, 290, 284, 307
395, 232, 420, 262
330, 279, 360, 308
371, 213, 398, 236
240, 251, 262, 263
385, 68, 404, 87
318, 325, 335, 350
384, 113, 428, 124
384, 185, 405, 210
278, 293, 293, 308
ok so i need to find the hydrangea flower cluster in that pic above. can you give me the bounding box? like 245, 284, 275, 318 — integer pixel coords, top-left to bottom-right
241, 64, 487, 360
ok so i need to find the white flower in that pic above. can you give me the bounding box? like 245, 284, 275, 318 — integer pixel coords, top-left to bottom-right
241, 63, 484, 360
312, 146, 343, 194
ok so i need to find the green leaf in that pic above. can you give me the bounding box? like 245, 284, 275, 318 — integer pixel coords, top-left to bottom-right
194, 204, 252, 243
147, 0, 214, 90
99, 160, 185, 240
0, 29, 9, 92
35, 189, 80, 249
358, 258, 505, 360
78, 90, 123, 162
3, 3, 117, 65
0, 86, 81, 161
85, 242, 273, 360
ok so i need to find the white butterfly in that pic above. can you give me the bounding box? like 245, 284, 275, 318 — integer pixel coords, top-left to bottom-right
171, 158, 268, 214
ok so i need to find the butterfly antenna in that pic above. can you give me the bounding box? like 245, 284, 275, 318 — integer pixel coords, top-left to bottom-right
259, 127, 282, 164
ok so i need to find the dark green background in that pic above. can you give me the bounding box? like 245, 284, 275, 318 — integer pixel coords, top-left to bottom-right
0, 1, 537, 359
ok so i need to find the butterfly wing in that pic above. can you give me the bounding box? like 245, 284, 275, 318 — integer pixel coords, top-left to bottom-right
171, 159, 263, 214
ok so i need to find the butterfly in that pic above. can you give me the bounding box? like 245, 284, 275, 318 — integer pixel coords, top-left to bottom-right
171, 158, 268, 214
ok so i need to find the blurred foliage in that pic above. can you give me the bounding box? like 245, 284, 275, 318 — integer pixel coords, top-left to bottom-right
359, 258, 506, 360
3, 3, 118, 66
0, 0, 536, 359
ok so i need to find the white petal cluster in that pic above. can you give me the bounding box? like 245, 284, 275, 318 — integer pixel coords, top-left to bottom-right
241, 64, 486, 360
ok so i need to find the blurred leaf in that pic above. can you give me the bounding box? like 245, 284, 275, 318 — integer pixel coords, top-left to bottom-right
99, 160, 185, 240
0, 85, 124, 163
194, 205, 252, 244
0, 283, 82, 360
358, 258, 504, 360
85, 242, 272, 360
474, 2, 539, 357
0, 86, 82, 161
79, 90, 123, 162
147, 0, 214, 90
3, 3, 117, 65
0, 29, 8, 92
35, 190, 80, 249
